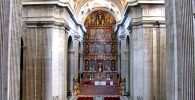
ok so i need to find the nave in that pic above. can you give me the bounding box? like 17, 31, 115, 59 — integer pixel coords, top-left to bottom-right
72, 11, 123, 97
1, 0, 195, 100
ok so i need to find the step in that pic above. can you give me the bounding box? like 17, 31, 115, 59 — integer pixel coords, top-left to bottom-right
79, 85, 119, 95
72, 95, 125, 100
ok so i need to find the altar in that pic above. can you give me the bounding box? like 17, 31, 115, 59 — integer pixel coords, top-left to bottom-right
94, 81, 113, 85
81, 72, 119, 81
78, 11, 119, 95
95, 81, 106, 85
79, 72, 119, 95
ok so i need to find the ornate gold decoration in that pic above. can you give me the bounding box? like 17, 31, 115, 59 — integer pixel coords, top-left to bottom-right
85, 11, 116, 27
73, 76, 80, 95
84, 10, 117, 72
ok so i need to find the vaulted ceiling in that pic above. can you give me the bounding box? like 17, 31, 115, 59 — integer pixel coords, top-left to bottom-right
73, 0, 126, 12
70, 0, 127, 23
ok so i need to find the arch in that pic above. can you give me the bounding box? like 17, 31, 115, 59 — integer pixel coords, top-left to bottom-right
82, 8, 119, 24
84, 10, 116, 27
68, 36, 73, 51
126, 36, 130, 95
74, 0, 125, 13
67, 36, 74, 96
78, 0, 122, 23
126, 36, 130, 52
78, 41, 82, 83
20, 38, 24, 99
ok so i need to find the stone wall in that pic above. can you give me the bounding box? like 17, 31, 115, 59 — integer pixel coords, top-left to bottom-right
0, 0, 22, 100
165, 0, 195, 100
22, 1, 83, 100
117, 3, 166, 100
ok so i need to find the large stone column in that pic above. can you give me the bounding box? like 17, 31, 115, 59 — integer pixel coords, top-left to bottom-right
79, 41, 84, 73
22, 3, 72, 100
63, 28, 69, 99
73, 35, 80, 77
130, 21, 166, 100
23, 22, 68, 100
165, 0, 195, 99
117, 3, 166, 100
120, 34, 130, 95
52, 24, 68, 100
0, 0, 22, 100
67, 34, 75, 96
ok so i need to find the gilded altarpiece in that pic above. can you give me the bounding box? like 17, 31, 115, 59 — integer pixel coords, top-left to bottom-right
84, 11, 117, 72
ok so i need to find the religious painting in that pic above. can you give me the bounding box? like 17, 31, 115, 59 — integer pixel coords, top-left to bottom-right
105, 44, 111, 54
106, 29, 111, 40
90, 29, 96, 40
89, 59, 95, 71
85, 60, 89, 71
84, 43, 89, 54
96, 29, 104, 40
111, 44, 116, 54
84, 10, 117, 72
111, 60, 116, 71
105, 60, 111, 71
89, 44, 95, 53
97, 43, 104, 54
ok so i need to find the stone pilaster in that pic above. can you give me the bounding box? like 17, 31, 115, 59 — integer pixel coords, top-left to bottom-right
120, 34, 130, 95
22, 3, 73, 99
23, 22, 69, 100
165, 0, 195, 99
63, 28, 69, 99
67, 34, 74, 96
74, 34, 81, 77
0, 0, 22, 100
116, 3, 166, 100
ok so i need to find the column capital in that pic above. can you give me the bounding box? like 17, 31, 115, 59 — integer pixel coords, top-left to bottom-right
119, 34, 126, 40
74, 34, 80, 40
65, 25, 70, 31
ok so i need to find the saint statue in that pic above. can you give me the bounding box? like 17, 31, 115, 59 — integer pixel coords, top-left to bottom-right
98, 63, 103, 72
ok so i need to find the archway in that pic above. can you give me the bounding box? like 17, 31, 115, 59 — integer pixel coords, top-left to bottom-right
79, 10, 120, 95
67, 36, 74, 96
78, 42, 82, 83
20, 38, 24, 99
126, 36, 130, 95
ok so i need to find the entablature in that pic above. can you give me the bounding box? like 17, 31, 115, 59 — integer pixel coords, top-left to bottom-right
22, 1, 86, 34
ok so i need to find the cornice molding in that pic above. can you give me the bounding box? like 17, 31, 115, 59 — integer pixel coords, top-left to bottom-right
115, 0, 165, 33
23, 17, 71, 29
125, 0, 164, 7
74, 34, 81, 40
22, 1, 86, 33
119, 34, 126, 40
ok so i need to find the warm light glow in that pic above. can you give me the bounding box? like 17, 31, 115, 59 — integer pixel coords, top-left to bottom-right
78, 0, 121, 23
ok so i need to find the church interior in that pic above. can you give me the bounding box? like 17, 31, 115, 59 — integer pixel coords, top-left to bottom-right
0, 0, 195, 100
